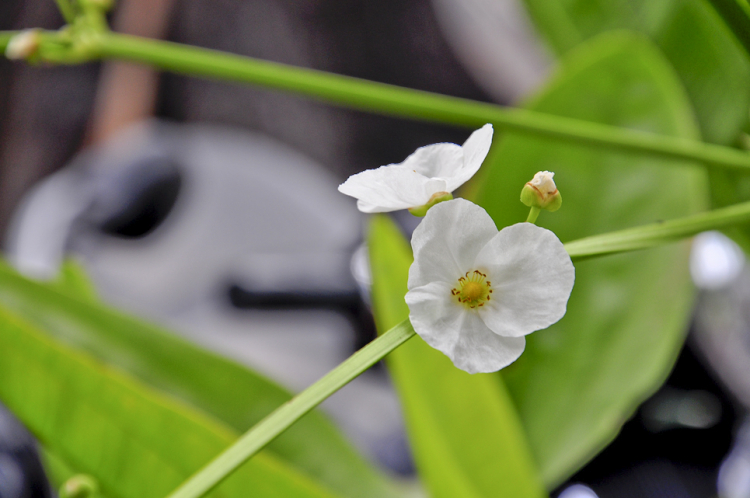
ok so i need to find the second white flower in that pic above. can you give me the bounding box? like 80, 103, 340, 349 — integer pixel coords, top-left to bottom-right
405, 199, 575, 373
338, 124, 493, 213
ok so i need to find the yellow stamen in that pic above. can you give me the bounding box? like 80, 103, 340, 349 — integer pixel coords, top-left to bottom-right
451, 270, 492, 309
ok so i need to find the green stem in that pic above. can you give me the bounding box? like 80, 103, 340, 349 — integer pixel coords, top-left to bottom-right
2, 29, 750, 171
565, 199, 750, 259
92, 33, 750, 170
166, 320, 415, 498
526, 207, 541, 224
53, 0, 77, 24
0, 31, 16, 50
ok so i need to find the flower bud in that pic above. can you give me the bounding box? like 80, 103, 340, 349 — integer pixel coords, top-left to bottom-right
408, 191, 453, 217
59, 475, 99, 498
5, 30, 41, 60
520, 171, 562, 212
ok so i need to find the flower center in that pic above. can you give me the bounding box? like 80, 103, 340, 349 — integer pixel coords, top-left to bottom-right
451, 270, 493, 309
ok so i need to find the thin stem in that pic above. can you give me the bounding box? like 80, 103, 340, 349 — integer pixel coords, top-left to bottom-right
53, 0, 77, 24
89, 33, 750, 171
0, 31, 17, 50
2, 29, 750, 171
526, 207, 541, 224
166, 320, 415, 498
564, 199, 750, 259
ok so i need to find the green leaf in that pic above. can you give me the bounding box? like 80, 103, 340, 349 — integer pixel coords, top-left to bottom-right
0, 261, 403, 498
368, 215, 547, 498
471, 32, 708, 486
521, 0, 750, 145
41, 447, 77, 490
520, 0, 750, 252
0, 305, 338, 498
48, 259, 100, 301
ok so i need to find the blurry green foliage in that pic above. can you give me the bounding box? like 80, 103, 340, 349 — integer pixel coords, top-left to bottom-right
520, 0, 750, 252
0, 305, 338, 498
521, 0, 750, 145
0, 259, 404, 498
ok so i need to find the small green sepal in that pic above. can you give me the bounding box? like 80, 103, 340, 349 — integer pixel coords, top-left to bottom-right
408, 191, 453, 217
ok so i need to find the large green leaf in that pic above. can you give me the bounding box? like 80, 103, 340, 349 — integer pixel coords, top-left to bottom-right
520, 0, 750, 251
521, 0, 750, 145
0, 305, 338, 498
368, 215, 546, 498
0, 259, 403, 498
471, 32, 708, 485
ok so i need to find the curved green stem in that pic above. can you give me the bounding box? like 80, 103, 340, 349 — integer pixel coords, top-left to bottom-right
93, 33, 750, 171
565, 199, 750, 259
54, 0, 77, 24
0, 31, 15, 50
526, 207, 541, 224
2, 29, 750, 170
166, 320, 415, 498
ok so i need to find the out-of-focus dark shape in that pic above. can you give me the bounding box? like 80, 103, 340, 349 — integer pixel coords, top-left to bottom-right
0, 403, 51, 498
554, 342, 738, 498
95, 156, 182, 238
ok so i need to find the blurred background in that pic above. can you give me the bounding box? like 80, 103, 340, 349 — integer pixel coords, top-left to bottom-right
1, 0, 750, 497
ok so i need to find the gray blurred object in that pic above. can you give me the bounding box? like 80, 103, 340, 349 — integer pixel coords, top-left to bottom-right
719, 418, 750, 498
0, 404, 51, 498
690, 233, 750, 497
691, 233, 750, 409
430, 0, 552, 102
5, 121, 409, 471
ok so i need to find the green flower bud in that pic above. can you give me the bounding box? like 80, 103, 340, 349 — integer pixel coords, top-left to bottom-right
408, 191, 453, 217
59, 475, 99, 498
5, 30, 41, 60
520, 171, 562, 212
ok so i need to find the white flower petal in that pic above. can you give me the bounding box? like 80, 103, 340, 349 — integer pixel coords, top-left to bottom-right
338, 125, 492, 212
450, 315, 526, 374
475, 223, 575, 337
445, 123, 493, 192
338, 167, 446, 212
408, 199, 497, 288
406, 281, 526, 374
400, 143, 464, 181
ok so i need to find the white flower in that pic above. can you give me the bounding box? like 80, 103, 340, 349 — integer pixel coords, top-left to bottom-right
338, 124, 493, 213
405, 199, 575, 373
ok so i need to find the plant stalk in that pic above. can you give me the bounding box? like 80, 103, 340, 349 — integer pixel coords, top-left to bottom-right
565, 199, 750, 259
92, 33, 750, 171
166, 320, 415, 498
2, 30, 750, 171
